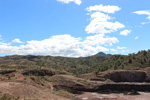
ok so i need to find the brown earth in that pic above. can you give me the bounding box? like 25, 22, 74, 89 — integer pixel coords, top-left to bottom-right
0, 81, 70, 100
15, 76, 26, 81
75, 92, 150, 100
1, 70, 150, 100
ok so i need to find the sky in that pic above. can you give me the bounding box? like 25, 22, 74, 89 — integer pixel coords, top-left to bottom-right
0, 0, 150, 57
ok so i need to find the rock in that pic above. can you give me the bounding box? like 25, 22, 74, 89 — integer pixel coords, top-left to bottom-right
50, 75, 98, 93
104, 71, 146, 82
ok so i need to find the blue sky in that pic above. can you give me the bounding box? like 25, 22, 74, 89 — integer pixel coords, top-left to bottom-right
0, 0, 150, 57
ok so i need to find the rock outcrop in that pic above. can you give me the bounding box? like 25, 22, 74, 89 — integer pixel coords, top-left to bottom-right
50, 75, 99, 93
104, 71, 146, 82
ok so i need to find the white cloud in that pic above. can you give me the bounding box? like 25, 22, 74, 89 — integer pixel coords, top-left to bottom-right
12, 38, 23, 43
0, 34, 111, 57
117, 46, 127, 50
84, 4, 125, 55
85, 5, 124, 35
148, 16, 150, 20
84, 34, 119, 46
0, 42, 10, 46
110, 49, 117, 52
85, 12, 125, 34
133, 10, 150, 20
133, 11, 150, 15
135, 36, 139, 40
56, 0, 82, 5
86, 4, 121, 13
120, 29, 131, 36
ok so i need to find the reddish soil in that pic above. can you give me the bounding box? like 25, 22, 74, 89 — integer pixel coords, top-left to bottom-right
15, 76, 26, 81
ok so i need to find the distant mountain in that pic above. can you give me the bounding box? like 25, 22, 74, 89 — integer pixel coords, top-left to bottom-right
94, 52, 112, 58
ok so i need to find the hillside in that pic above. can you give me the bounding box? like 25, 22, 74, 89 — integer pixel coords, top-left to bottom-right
1, 50, 150, 75
0, 53, 109, 75
93, 50, 150, 72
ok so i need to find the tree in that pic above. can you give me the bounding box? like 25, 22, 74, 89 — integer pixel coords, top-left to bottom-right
128, 59, 132, 64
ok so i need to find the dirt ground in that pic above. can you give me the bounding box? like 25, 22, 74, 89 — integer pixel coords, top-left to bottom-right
0, 81, 70, 100
75, 92, 150, 100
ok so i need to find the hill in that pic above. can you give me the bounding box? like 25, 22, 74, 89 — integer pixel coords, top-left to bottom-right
94, 52, 112, 58
93, 50, 150, 72
1, 50, 150, 74
0, 52, 110, 75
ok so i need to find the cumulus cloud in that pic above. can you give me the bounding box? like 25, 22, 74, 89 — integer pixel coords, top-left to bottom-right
12, 38, 23, 43
84, 4, 126, 56
85, 12, 125, 34
85, 5, 125, 35
84, 34, 119, 46
120, 29, 131, 36
86, 4, 121, 13
56, 0, 82, 5
133, 10, 150, 20
0, 34, 110, 57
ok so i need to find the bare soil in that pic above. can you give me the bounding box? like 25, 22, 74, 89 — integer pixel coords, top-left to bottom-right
0, 81, 70, 100
75, 92, 150, 100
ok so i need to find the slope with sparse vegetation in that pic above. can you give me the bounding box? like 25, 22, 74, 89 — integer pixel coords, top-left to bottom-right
0, 53, 110, 75
93, 50, 150, 72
